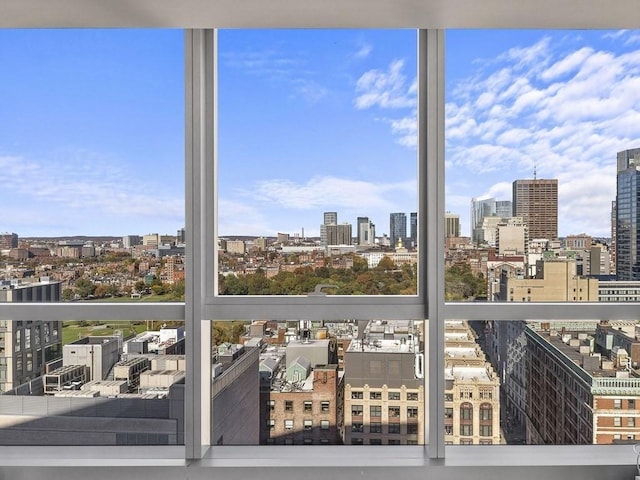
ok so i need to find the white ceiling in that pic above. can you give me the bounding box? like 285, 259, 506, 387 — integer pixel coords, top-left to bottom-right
1, 0, 639, 29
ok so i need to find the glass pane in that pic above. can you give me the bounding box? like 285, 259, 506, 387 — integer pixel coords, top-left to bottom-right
211, 319, 426, 445
217, 29, 418, 296
445, 30, 640, 302
448, 319, 640, 445
0, 320, 184, 445
0, 29, 184, 303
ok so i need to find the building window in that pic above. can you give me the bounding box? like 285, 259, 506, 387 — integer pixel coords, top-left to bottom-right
460, 425, 473, 436
304, 401, 313, 412
321, 401, 330, 412
389, 406, 401, 418
630, 399, 636, 409
370, 422, 382, 433
445, 408, 453, 419
614, 417, 622, 427
388, 439, 401, 445
351, 405, 363, 417
284, 420, 294, 430
304, 419, 313, 431
460, 402, 473, 421
320, 420, 329, 430
388, 423, 401, 434
268, 419, 275, 430
614, 399, 622, 409
267, 400, 275, 411
285, 401, 293, 412
408, 407, 419, 418
479, 403, 492, 422
352, 423, 364, 433
628, 417, 635, 427
407, 392, 419, 401
351, 438, 363, 445
370, 405, 382, 418
370, 391, 382, 400
351, 391, 363, 400
479, 425, 492, 437
388, 391, 401, 401
370, 439, 382, 445
407, 424, 419, 435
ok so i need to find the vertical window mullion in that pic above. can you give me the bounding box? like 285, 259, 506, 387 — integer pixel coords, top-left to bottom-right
422, 28, 446, 459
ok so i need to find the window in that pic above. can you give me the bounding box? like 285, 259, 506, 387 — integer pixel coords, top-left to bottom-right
388, 392, 401, 401
267, 400, 275, 411
370, 439, 382, 445
614, 417, 622, 427
268, 419, 275, 430
479, 425, 492, 437
370, 422, 382, 434
304, 401, 313, 413
351, 405, 363, 417
352, 423, 364, 433
460, 425, 473, 436
284, 420, 294, 430
408, 407, 419, 418
407, 424, 419, 435
370, 406, 382, 418
351, 391, 363, 400
321, 401, 330, 413
615, 399, 622, 409
285, 401, 293, 412
370, 391, 382, 400
320, 420, 329, 430
389, 406, 401, 418
388, 423, 401, 434
304, 420, 313, 431
627, 417, 635, 427
3, 3, 640, 478
407, 392, 419, 401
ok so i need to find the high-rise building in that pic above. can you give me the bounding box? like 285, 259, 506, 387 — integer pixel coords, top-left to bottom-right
616, 148, 640, 280
444, 212, 460, 238
495, 201, 513, 218
344, 320, 425, 445
410, 212, 417, 246
389, 213, 406, 248
357, 217, 375, 246
512, 179, 558, 240
326, 223, 352, 246
611, 200, 617, 275
0, 279, 63, 393
470, 197, 496, 244
0, 232, 18, 249
321, 212, 338, 246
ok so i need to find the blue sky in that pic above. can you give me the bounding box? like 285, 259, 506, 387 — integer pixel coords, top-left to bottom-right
1, 29, 640, 238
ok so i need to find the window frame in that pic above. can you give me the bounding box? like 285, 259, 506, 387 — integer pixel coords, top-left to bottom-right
0, 1, 639, 478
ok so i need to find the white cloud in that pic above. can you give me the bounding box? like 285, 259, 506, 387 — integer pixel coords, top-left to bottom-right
445, 33, 640, 236
248, 176, 415, 211
354, 60, 416, 110
354, 42, 373, 59
0, 151, 184, 230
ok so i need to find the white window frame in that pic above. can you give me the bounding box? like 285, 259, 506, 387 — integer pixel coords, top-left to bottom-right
0, 1, 639, 479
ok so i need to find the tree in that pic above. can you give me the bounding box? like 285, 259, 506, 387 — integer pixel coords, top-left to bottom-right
62, 288, 74, 301
75, 278, 96, 298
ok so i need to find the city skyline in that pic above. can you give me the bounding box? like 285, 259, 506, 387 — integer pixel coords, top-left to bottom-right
1, 30, 640, 237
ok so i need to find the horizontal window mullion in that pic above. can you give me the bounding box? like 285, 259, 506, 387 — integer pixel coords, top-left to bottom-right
0, 303, 185, 321
203, 302, 424, 321
445, 302, 640, 321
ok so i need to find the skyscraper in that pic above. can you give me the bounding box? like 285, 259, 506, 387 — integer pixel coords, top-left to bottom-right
512, 179, 558, 240
389, 213, 407, 248
410, 212, 418, 247
320, 212, 338, 246
444, 212, 460, 238
357, 217, 375, 246
470, 197, 496, 244
615, 148, 640, 280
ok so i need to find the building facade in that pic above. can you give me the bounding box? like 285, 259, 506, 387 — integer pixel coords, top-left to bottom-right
389, 213, 407, 249
512, 178, 558, 240
616, 148, 640, 280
